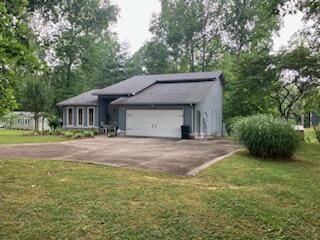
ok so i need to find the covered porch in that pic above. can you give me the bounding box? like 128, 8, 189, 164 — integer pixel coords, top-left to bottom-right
98, 96, 120, 132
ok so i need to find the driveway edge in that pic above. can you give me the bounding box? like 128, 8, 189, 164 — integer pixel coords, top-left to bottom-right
187, 149, 242, 176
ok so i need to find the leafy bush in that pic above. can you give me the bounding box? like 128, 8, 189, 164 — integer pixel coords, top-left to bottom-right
53, 128, 63, 136
225, 116, 243, 136
315, 126, 320, 142
232, 114, 300, 159
48, 115, 60, 130
42, 130, 51, 135
63, 131, 74, 138
93, 129, 99, 135
23, 131, 38, 136
73, 133, 85, 139
83, 131, 94, 138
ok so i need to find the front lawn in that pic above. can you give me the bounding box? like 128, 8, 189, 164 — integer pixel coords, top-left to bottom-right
0, 129, 67, 144
304, 128, 318, 143
0, 143, 319, 239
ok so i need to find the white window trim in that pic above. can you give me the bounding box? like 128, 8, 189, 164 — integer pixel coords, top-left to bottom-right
67, 107, 74, 127
87, 107, 95, 127
24, 118, 29, 126
77, 107, 84, 127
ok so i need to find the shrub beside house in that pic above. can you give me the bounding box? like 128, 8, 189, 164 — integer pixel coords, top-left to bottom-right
232, 114, 300, 159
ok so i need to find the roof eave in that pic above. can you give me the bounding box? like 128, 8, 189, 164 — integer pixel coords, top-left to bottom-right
94, 93, 134, 96
56, 103, 99, 107
111, 102, 198, 106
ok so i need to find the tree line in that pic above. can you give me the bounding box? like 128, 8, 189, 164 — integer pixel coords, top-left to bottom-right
0, 0, 319, 129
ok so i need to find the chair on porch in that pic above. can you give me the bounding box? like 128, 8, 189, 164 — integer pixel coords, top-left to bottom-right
99, 122, 108, 134
100, 122, 118, 135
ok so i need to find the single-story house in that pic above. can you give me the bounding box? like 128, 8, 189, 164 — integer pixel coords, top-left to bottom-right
2, 111, 50, 131
57, 72, 224, 138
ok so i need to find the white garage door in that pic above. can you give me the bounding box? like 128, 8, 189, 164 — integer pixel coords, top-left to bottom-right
126, 109, 184, 138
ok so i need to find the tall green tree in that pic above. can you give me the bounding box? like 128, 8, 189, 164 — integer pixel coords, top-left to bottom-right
216, 0, 281, 121
222, 51, 277, 121
148, 0, 223, 73
144, 0, 280, 74
30, 0, 119, 102
219, 0, 280, 53
52, 0, 118, 101
22, 78, 51, 131
0, 0, 40, 116
75, 36, 121, 89
271, 45, 320, 119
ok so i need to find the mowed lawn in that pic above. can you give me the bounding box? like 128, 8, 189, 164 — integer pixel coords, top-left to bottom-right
304, 128, 318, 143
0, 129, 66, 144
0, 144, 319, 239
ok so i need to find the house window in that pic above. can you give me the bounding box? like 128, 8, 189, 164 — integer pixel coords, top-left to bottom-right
77, 107, 84, 126
24, 118, 29, 125
17, 119, 23, 125
87, 108, 95, 127
67, 108, 73, 126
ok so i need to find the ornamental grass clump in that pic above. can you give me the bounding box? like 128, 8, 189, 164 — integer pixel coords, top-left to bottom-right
232, 114, 300, 159
315, 126, 320, 142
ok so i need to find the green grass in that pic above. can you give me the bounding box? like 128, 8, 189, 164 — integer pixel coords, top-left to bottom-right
0, 129, 67, 144
304, 128, 318, 143
0, 144, 319, 239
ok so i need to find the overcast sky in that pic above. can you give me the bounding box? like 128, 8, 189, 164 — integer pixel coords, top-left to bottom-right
114, 0, 304, 54
114, 0, 160, 54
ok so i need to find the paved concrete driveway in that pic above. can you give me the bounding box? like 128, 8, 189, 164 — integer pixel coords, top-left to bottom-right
0, 137, 239, 175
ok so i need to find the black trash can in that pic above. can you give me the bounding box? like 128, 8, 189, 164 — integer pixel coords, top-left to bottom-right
181, 125, 191, 139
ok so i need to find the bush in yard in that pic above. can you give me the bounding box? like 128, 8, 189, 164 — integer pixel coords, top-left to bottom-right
48, 115, 60, 130
73, 133, 85, 139
93, 129, 99, 135
42, 130, 51, 135
52, 128, 63, 136
232, 114, 300, 159
315, 126, 320, 142
83, 131, 94, 138
63, 131, 74, 138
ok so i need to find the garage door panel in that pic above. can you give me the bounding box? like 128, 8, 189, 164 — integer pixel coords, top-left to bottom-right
126, 109, 183, 138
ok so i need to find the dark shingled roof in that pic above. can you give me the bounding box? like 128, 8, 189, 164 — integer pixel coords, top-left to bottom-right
56, 89, 99, 106
94, 71, 222, 96
57, 72, 223, 107
111, 81, 214, 105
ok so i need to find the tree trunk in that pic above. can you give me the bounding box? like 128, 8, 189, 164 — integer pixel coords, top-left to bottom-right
190, 39, 195, 72
42, 116, 45, 131
301, 114, 304, 127
201, 33, 206, 71
66, 57, 72, 88
34, 113, 39, 131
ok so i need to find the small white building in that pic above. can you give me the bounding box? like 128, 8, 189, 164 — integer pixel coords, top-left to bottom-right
3, 111, 50, 131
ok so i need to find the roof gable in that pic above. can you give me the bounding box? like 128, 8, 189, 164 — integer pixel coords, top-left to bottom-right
111, 81, 214, 105
57, 89, 99, 106
95, 71, 222, 96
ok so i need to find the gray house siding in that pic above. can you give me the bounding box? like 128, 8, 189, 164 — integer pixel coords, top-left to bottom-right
62, 106, 99, 129
195, 79, 223, 136
117, 105, 194, 135
99, 98, 108, 125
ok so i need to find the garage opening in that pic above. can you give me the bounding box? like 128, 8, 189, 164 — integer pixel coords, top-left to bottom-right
126, 109, 184, 138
